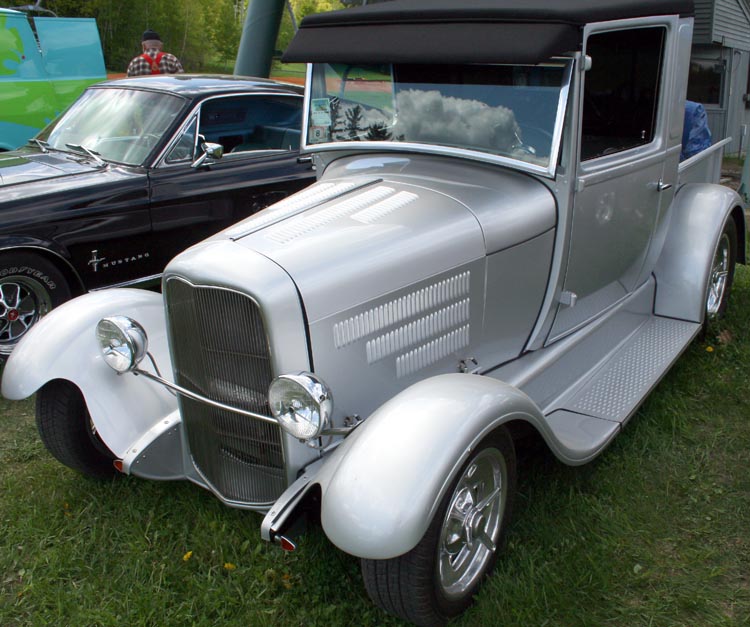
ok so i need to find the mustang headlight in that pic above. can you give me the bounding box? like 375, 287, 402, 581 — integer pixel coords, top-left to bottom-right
96, 316, 148, 373
268, 373, 332, 441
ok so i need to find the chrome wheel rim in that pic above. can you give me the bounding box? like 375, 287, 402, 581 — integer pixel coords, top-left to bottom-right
706, 232, 730, 318
438, 447, 507, 599
0, 277, 51, 354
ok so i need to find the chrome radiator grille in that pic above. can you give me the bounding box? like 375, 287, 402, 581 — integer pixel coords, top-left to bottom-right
165, 277, 285, 504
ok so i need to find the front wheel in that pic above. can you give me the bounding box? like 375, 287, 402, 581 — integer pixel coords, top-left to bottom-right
361, 427, 516, 627
36, 379, 117, 478
705, 216, 737, 320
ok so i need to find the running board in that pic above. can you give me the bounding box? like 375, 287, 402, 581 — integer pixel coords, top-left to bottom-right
544, 316, 700, 463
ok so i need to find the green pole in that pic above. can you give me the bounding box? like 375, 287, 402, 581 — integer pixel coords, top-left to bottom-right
234, 0, 286, 78
739, 150, 750, 204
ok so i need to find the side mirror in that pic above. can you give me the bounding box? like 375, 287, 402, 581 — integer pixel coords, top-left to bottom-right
191, 141, 224, 168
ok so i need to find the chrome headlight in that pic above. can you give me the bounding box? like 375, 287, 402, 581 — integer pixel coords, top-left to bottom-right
95, 316, 148, 373
268, 373, 332, 441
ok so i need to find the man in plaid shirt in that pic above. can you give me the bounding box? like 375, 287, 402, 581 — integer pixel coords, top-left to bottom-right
126, 30, 184, 77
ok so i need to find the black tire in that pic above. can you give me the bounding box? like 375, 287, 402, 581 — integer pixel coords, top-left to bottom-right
36, 379, 117, 478
361, 427, 516, 627
705, 217, 737, 321
0, 251, 72, 356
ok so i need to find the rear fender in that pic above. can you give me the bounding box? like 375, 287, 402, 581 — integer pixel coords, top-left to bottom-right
654, 183, 746, 322
1, 289, 176, 458
309, 373, 544, 559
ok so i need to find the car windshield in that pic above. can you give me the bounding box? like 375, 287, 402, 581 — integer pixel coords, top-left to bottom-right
306, 62, 570, 173
37, 87, 185, 166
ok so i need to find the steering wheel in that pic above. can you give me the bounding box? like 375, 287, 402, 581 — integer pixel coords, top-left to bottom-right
513, 123, 554, 156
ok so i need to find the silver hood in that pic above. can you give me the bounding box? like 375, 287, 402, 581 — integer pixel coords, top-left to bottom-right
218, 153, 555, 323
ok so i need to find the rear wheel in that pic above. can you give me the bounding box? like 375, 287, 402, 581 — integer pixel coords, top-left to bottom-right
705, 217, 737, 320
0, 251, 71, 356
36, 379, 117, 478
361, 427, 516, 627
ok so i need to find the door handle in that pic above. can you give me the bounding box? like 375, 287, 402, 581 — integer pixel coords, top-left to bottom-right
656, 179, 672, 192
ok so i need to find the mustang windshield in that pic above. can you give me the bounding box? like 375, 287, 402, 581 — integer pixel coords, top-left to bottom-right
307, 62, 570, 172
37, 88, 185, 166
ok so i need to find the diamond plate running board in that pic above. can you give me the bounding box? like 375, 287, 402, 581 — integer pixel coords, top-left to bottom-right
541, 316, 700, 463
561, 316, 700, 423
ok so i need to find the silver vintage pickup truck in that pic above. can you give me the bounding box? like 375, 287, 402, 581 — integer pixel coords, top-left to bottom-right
2, 1, 746, 625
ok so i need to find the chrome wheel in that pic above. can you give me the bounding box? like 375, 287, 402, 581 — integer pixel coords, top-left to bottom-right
438, 447, 507, 599
0, 277, 51, 354
361, 428, 516, 627
706, 232, 731, 319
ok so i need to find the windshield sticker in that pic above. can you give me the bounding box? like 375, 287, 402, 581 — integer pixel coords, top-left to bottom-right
311, 98, 332, 127
310, 126, 328, 142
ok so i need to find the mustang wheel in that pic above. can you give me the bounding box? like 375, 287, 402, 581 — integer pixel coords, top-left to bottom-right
361, 427, 516, 627
705, 217, 737, 320
0, 252, 71, 356
36, 379, 117, 478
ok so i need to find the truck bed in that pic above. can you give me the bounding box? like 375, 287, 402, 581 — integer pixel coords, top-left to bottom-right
677, 137, 731, 187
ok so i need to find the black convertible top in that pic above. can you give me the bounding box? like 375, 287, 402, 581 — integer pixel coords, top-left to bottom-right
284, 0, 695, 64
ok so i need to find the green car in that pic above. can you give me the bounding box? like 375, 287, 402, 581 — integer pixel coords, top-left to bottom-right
0, 8, 106, 151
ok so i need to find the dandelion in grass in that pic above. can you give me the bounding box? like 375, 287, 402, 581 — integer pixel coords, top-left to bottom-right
182, 550, 193, 562
706, 346, 714, 352
224, 562, 237, 571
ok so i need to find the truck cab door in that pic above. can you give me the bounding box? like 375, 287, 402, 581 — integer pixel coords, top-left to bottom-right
549, 24, 674, 341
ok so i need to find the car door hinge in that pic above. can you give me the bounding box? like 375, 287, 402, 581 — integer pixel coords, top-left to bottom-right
458, 357, 481, 374
559, 291, 578, 307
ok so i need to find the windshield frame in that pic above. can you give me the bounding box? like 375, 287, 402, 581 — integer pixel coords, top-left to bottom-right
301, 59, 573, 179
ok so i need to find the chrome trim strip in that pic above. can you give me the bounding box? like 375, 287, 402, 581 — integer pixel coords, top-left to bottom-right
133, 367, 279, 425
677, 137, 731, 175
89, 273, 162, 291
304, 138, 556, 178
548, 59, 573, 177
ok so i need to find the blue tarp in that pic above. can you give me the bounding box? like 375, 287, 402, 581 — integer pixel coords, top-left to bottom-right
681, 100, 712, 161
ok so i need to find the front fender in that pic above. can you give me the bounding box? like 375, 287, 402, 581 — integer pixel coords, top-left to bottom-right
654, 183, 746, 322
1, 288, 176, 458
314, 373, 543, 559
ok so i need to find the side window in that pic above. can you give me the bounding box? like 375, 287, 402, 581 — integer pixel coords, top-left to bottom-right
687, 58, 724, 106
197, 96, 302, 154
166, 117, 197, 163
581, 27, 665, 161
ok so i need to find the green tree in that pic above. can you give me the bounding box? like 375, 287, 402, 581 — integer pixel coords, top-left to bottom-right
277, 0, 344, 52
0, 0, 347, 73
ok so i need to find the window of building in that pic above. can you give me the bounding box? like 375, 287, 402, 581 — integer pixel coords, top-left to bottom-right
687, 59, 724, 106
687, 59, 724, 105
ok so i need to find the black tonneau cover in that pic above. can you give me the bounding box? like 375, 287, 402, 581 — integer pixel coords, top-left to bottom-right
284, 0, 694, 64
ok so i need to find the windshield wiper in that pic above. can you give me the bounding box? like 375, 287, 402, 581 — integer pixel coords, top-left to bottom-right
29, 139, 49, 153
65, 143, 106, 167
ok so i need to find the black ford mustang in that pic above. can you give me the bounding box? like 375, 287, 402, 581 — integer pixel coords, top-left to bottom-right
0, 75, 316, 355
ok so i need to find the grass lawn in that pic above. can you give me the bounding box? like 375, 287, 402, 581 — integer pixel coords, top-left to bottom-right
1, 264, 749, 626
